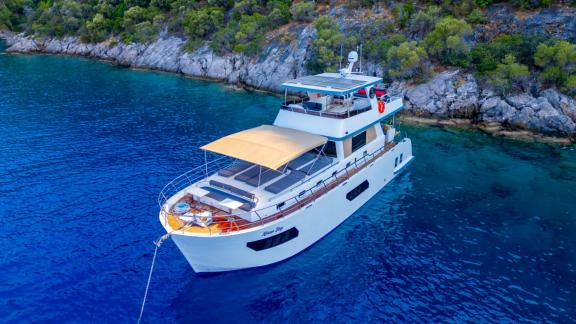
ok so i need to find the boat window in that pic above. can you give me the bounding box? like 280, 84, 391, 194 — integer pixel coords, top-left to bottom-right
323, 141, 337, 157
346, 180, 369, 201
351, 131, 367, 152
400, 153, 403, 163
395, 157, 398, 167
247, 228, 299, 251
310, 141, 337, 158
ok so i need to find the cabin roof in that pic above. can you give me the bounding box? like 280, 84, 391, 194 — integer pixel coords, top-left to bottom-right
281, 73, 382, 95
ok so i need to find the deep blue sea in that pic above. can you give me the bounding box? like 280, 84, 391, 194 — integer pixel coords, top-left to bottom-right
1, 41, 575, 323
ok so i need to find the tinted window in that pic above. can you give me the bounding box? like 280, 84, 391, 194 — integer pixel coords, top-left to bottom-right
400, 153, 403, 163
351, 132, 366, 152
395, 157, 398, 167
323, 141, 337, 157
346, 180, 369, 201
247, 228, 299, 251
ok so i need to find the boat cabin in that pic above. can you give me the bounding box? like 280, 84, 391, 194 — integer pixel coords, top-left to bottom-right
281, 73, 385, 119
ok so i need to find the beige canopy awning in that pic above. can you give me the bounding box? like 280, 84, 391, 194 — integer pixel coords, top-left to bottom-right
201, 125, 327, 170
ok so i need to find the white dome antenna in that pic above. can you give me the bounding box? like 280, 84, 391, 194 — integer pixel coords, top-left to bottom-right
340, 50, 359, 77
348, 51, 358, 64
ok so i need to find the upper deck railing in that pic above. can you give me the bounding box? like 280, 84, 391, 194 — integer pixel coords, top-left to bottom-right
280, 102, 371, 119
158, 140, 400, 235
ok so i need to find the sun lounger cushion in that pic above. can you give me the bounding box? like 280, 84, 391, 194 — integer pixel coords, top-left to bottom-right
287, 153, 316, 170
234, 166, 261, 182
265, 171, 306, 194
239, 201, 256, 211
209, 180, 255, 200
218, 161, 252, 177
299, 157, 332, 175
244, 169, 283, 187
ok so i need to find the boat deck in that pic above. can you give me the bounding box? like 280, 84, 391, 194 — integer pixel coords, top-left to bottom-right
166, 194, 250, 234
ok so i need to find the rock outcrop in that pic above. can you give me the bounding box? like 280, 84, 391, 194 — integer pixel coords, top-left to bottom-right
402, 70, 576, 136
404, 71, 479, 118
477, 5, 576, 43
2, 24, 314, 92
2, 26, 575, 139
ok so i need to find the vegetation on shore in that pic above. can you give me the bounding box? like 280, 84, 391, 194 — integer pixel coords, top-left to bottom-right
1, 0, 575, 96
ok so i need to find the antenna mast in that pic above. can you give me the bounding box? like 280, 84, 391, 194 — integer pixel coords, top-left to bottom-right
339, 43, 343, 71
359, 44, 363, 73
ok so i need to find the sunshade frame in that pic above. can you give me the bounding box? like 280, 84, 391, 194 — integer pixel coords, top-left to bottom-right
201, 125, 328, 170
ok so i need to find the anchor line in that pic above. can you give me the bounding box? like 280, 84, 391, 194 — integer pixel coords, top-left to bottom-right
137, 221, 194, 324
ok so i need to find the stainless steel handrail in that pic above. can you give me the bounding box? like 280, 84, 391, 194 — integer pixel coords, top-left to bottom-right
158, 141, 399, 235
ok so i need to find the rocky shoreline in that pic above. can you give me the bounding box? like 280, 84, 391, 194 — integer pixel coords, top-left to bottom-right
1, 29, 575, 143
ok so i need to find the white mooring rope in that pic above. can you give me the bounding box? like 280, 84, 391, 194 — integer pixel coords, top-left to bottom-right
137, 242, 160, 324
137, 222, 193, 323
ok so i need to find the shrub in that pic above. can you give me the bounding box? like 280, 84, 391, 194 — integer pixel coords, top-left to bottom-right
290, 1, 315, 22
386, 41, 429, 81
364, 33, 406, 62
182, 7, 224, 39
307, 15, 357, 73
132, 21, 157, 42
83, 13, 108, 43
424, 17, 472, 66
0, 0, 30, 31
467, 8, 486, 24
488, 54, 530, 95
409, 5, 441, 39
393, 0, 415, 29
267, 0, 290, 26
534, 40, 576, 91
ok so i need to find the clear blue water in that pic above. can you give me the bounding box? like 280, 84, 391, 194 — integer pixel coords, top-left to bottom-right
1, 43, 575, 323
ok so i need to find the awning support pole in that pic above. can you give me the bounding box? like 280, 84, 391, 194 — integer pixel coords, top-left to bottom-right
204, 151, 208, 180
306, 143, 327, 176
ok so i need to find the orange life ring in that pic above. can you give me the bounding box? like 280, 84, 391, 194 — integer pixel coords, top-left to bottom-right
377, 100, 385, 113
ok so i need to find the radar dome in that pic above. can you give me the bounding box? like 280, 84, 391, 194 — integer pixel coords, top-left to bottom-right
347, 51, 358, 63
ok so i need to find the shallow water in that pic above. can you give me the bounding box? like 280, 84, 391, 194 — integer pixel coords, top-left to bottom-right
1, 45, 575, 323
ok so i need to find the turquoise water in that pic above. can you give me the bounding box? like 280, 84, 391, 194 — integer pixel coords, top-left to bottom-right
1, 42, 575, 322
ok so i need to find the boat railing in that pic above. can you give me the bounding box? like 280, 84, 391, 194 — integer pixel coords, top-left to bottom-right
280, 98, 371, 119
157, 156, 233, 208
163, 140, 399, 235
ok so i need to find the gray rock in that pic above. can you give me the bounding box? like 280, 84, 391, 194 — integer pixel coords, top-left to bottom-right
540, 88, 576, 122
404, 70, 478, 118
505, 93, 533, 109
480, 97, 516, 123
133, 36, 183, 72
478, 5, 576, 43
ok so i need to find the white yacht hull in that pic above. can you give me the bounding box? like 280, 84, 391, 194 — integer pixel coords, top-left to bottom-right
167, 139, 413, 273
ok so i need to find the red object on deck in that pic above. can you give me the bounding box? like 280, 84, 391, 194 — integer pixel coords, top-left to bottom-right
357, 88, 387, 97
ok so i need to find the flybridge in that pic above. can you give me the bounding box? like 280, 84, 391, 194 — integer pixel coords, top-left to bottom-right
281, 73, 382, 95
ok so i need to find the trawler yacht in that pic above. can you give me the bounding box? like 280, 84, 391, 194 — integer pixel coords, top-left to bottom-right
158, 52, 413, 272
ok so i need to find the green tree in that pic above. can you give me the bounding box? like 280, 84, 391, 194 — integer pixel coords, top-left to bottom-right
182, 7, 224, 39
534, 40, 576, 91
409, 5, 440, 39
307, 15, 356, 73
393, 0, 415, 29
488, 54, 530, 95
424, 17, 472, 66
386, 41, 429, 81
84, 13, 108, 42
267, 0, 290, 26
467, 8, 486, 24
290, 1, 315, 22
233, 13, 268, 55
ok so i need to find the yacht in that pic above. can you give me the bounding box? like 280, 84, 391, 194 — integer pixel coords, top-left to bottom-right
158, 52, 414, 273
